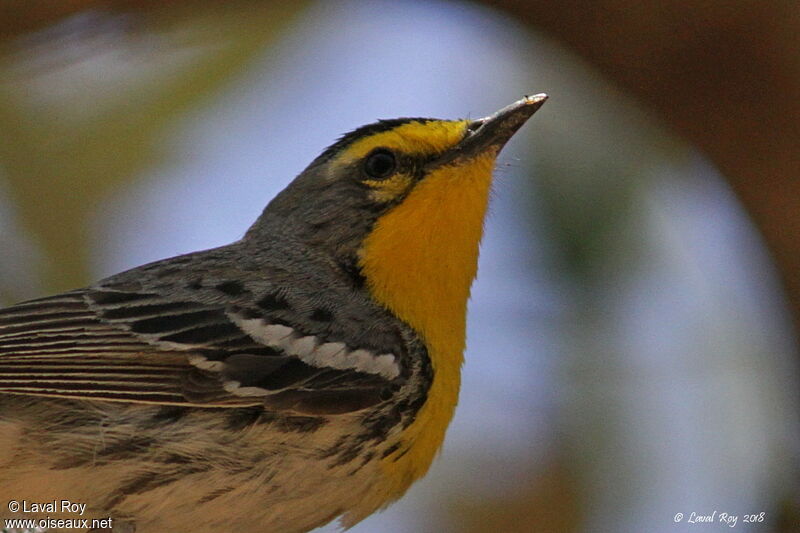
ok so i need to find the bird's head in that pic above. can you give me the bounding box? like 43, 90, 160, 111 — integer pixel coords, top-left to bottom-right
250, 95, 547, 348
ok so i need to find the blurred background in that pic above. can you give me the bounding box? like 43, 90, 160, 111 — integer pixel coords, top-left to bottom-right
1, 1, 799, 532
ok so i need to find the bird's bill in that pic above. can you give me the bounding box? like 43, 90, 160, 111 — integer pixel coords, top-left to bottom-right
429, 94, 547, 168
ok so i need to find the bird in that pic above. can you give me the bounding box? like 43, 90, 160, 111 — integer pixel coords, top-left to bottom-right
0, 94, 546, 533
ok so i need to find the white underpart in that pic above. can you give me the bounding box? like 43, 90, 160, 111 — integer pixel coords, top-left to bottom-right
230, 315, 400, 380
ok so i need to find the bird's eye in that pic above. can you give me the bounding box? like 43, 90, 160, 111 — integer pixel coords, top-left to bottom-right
364, 149, 396, 179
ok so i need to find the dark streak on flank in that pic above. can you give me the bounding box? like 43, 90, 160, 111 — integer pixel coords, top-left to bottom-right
59, 435, 157, 470
108, 462, 212, 508
158, 453, 193, 465
263, 412, 328, 433
320, 435, 348, 460
359, 451, 375, 468
380, 442, 401, 459
146, 406, 190, 427
199, 485, 236, 504
96, 435, 155, 460
226, 406, 264, 431
118, 472, 175, 498
392, 446, 411, 462
226, 407, 327, 433
331, 444, 361, 467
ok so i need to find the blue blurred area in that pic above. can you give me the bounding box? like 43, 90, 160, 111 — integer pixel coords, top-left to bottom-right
0, 0, 792, 531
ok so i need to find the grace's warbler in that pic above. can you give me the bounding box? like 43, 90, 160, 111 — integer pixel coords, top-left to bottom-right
0, 95, 546, 532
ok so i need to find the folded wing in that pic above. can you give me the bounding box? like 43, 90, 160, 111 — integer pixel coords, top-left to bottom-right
0, 288, 398, 414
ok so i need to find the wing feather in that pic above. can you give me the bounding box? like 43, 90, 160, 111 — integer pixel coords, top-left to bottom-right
0, 288, 399, 413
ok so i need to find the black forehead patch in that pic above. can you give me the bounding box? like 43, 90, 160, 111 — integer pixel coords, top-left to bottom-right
312, 117, 437, 165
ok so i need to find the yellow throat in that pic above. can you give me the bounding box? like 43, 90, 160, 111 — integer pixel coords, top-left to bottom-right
342, 94, 547, 518
356, 120, 498, 496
